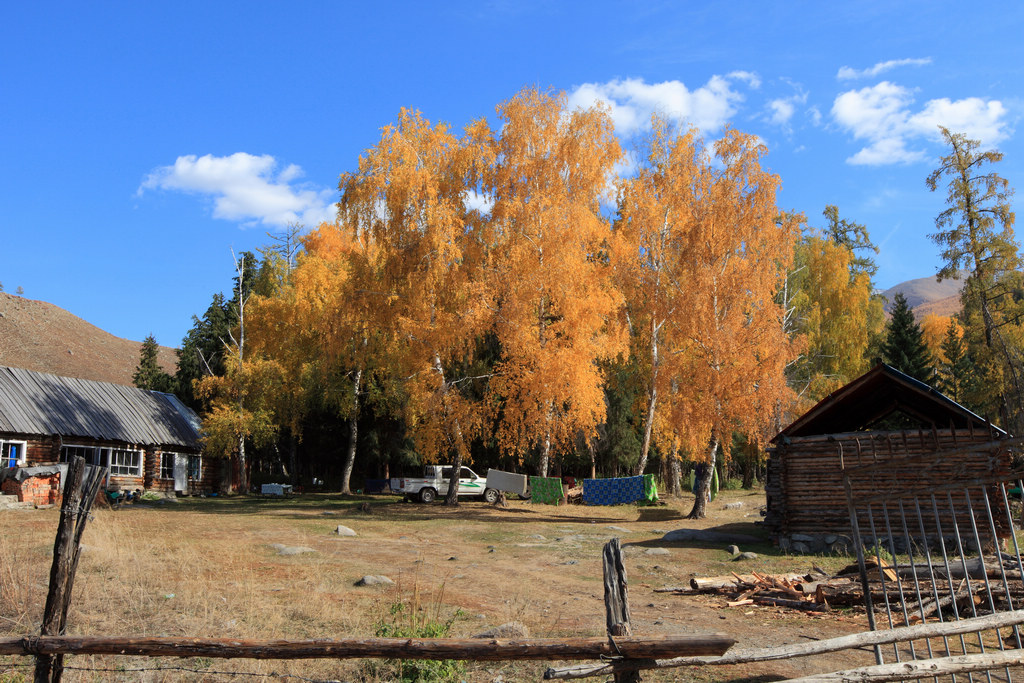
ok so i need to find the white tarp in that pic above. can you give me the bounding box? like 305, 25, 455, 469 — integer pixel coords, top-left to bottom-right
486, 469, 528, 496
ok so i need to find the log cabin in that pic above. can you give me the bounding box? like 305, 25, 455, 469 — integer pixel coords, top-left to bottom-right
0, 365, 216, 503
765, 363, 1014, 554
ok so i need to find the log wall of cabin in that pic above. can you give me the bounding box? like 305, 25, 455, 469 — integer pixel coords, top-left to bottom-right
765, 427, 1013, 551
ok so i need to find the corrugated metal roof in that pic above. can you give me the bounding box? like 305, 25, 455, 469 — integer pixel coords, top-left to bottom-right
0, 366, 202, 450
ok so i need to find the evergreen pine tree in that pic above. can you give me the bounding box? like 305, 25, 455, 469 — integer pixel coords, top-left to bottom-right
133, 334, 175, 393
882, 293, 934, 384
938, 318, 973, 404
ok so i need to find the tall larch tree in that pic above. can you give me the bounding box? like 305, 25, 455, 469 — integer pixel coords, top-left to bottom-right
664, 129, 799, 519
484, 88, 626, 478
340, 109, 490, 506
927, 127, 1024, 431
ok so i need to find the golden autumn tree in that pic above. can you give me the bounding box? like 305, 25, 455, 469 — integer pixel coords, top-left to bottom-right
339, 109, 490, 506
615, 118, 704, 476
785, 233, 881, 405
484, 88, 626, 478
247, 222, 377, 494
656, 129, 799, 519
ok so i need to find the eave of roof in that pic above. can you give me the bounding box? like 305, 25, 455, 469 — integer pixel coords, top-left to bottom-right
775, 363, 1003, 441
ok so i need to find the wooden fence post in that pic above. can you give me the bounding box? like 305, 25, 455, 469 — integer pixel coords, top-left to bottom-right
603, 538, 644, 683
35, 457, 105, 683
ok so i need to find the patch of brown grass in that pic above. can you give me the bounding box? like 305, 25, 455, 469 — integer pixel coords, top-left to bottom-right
0, 490, 871, 681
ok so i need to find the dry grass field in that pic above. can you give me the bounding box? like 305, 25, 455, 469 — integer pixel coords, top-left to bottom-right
0, 488, 877, 682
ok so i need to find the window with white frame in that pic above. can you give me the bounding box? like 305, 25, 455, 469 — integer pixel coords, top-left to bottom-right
160, 453, 176, 479
108, 449, 142, 476
1, 440, 27, 467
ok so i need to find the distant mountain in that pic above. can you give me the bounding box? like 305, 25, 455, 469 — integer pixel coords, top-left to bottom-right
0, 292, 177, 386
881, 275, 964, 320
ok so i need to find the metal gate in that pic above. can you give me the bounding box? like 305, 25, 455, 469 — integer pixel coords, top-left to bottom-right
844, 450, 1024, 681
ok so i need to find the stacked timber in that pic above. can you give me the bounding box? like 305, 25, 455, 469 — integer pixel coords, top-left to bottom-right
765, 427, 1013, 552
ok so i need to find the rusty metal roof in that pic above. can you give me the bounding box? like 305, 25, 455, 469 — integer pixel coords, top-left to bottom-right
0, 365, 201, 450
775, 363, 1002, 440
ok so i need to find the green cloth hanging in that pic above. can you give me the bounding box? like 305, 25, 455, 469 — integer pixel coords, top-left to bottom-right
642, 474, 658, 502
529, 476, 563, 505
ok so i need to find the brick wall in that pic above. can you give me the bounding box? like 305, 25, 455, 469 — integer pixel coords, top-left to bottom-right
1, 473, 61, 506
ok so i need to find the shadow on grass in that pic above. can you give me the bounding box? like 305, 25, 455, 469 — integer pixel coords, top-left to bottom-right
130, 494, 705, 526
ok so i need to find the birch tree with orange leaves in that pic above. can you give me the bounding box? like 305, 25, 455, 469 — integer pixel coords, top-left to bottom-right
339, 109, 490, 505
247, 222, 378, 494
657, 129, 799, 519
484, 88, 626, 478
615, 118, 703, 476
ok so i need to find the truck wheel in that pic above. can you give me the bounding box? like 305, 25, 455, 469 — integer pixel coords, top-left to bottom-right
419, 488, 436, 504
483, 488, 499, 504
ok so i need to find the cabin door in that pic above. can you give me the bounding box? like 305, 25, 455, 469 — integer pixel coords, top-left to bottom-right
173, 454, 188, 492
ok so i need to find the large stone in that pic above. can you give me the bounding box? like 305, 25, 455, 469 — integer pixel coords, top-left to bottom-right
355, 575, 394, 586
723, 502, 743, 510
732, 551, 759, 561
473, 621, 530, 639
269, 544, 316, 556
726, 545, 741, 556
644, 547, 670, 556
335, 525, 357, 536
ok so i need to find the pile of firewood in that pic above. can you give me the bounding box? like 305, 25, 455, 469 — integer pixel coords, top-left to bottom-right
658, 555, 1024, 623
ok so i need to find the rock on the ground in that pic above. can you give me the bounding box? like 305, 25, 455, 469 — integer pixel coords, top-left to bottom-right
334, 525, 357, 536
723, 502, 744, 510
473, 621, 530, 639
355, 575, 394, 586
269, 544, 316, 556
726, 544, 741, 556
732, 551, 759, 561
607, 525, 632, 533
644, 547, 670, 556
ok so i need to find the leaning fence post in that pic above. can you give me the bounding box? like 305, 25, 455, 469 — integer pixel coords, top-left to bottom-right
603, 538, 642, 682
35, 457, 105, 683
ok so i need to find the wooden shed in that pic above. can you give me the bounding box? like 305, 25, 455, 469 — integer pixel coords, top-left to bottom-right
764, 364, 1014, 554
0, 365, 216, 499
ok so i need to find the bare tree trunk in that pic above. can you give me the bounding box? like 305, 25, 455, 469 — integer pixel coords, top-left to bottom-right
687, 435, 718, 519
587, 437, 597, 479
539, 401, 554, 478
340, 360, 363, 495
636, 319, 659, 475
669, 452, 682, 497
445, 448, 463, 507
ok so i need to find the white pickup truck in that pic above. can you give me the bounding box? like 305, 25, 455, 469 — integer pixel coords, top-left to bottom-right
397, 465, 499, 504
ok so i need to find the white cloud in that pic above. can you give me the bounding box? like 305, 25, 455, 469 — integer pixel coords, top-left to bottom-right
139, 153, 337, 228
464, 189, 494, 215
831, 82, 1010, 165
837, 57, 932, 80
567, 75, 753, 136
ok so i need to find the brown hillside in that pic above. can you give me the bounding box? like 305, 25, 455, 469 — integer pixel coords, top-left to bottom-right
881, 275, 963, 320
0, 292, 177, 386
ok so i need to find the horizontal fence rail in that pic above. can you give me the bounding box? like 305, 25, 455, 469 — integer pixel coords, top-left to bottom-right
1, 633, 735, 662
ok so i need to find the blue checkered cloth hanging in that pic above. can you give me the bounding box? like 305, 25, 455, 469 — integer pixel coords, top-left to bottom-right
583, 475, 646, 505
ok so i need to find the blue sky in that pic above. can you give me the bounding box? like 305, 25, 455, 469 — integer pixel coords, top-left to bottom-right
3, 1, 1022, 349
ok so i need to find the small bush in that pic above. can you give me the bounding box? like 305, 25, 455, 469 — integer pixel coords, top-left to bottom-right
369, 600, 466, 682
